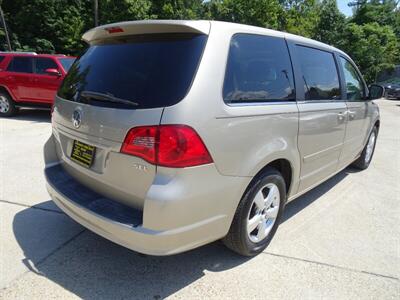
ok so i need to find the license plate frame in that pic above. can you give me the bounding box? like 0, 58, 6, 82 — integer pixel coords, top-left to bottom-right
70, 140, 96, 168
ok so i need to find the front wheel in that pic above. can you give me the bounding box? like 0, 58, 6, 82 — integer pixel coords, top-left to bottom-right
352, 126, 378, 170
223, 168, 286, 256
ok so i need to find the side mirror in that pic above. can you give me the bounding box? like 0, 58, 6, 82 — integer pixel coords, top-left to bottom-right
45, 68, 61, 77
368, 84, 384, 100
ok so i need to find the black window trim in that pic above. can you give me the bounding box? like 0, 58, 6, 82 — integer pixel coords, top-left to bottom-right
33, 57, 60, 75
291, 43, 344, 104
222, 32, 297, 107
6, 56, 34, 74
338, 54, 368, 102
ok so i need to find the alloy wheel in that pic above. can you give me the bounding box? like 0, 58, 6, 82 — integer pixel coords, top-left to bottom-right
247, 183, 280, 243
0, 95, 10, 113
365, 131, 376, 164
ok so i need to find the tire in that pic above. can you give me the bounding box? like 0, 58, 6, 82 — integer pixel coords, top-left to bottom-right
0, 91, 17, 117
352, 126, 378, 170
223, 168, 286, 256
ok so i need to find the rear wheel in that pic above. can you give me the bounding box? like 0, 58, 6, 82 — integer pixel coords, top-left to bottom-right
352, 126, 378, 170
0, 92, 17, 117
223, 168, 286, 256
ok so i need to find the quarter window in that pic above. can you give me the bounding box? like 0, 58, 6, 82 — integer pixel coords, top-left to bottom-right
35, 58, 59, 74
223, 34, 295, 104
7, 56, 33, 73
296, 46, 340, 101
339, 57, 365, 101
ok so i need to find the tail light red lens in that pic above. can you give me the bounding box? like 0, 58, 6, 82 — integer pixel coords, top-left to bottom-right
121, 125, 213, 168
120, 126, 157, 163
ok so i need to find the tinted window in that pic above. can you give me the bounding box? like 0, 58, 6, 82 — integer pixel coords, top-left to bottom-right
58, 57, 75, 72
58, 33, 207, 109
296, 46, 340, 100
223, 34, 295, 103
339, 57, 365, 101
35, 58, 59, 74
7, 57, 33, 73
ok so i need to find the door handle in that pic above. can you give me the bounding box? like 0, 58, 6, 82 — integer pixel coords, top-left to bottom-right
348, 110, 356, 120
337, 112, 346, 121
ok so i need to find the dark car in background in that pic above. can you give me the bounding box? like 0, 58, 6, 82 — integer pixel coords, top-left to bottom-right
382, 82, 400, 99
376, 65, 400, 100
0, 52, 75, 117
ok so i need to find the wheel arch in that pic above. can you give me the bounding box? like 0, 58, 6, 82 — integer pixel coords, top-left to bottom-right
253, 158, 294, 197
0, 85, 15, 101
374, 119, 380, 131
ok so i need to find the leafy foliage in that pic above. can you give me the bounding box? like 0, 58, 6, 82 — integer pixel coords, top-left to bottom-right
204, 0, 283, 29
339, 22, 399, 83
0, 0, 399, 83
312, 0, 346, 45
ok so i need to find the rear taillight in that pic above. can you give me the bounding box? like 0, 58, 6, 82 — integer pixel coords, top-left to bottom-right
121, 126, 157, 163
121, 125, 213, 168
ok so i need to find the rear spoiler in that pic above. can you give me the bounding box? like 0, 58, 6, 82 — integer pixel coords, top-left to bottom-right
82, 20, 211, 44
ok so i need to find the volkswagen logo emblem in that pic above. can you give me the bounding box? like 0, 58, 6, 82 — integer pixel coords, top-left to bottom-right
72, 109, 82, 128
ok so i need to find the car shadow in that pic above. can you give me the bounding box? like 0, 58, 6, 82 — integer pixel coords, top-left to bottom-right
12, 168, 350, 299
282, 169, 349, 223
8, 109, 51, 123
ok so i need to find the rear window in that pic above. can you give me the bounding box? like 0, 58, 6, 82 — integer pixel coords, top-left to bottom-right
58, 33, 207, 109
58, 57, 75, 72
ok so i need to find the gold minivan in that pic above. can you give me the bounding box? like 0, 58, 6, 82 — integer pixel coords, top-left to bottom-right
44, 20, 383, 256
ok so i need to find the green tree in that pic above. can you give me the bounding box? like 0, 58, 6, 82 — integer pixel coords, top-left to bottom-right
205, 0, 283, 30
2, 0, 93, 54
312, 0, 346, 46
98, 0, 153, 24
340, 22, 399, 83
151, 0, 204, 19
352, 0, 399, 30
280, 0, 319, 37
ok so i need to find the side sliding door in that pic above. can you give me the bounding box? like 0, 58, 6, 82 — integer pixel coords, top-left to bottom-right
288, 43, 348, 193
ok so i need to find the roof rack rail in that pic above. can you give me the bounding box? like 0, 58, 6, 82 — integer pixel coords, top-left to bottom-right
0, 51, 37, 55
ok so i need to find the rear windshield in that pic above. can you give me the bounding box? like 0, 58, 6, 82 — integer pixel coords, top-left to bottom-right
58, 57, 75, 72
58, 33, 207, 109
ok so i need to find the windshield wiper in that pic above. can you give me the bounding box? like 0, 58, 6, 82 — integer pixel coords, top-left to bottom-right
80, 91, 139, 107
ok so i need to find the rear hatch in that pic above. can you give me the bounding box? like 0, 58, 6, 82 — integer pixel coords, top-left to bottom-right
51, 22, 209, 209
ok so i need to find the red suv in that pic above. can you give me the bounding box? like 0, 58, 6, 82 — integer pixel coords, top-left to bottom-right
0, 52, 75, 117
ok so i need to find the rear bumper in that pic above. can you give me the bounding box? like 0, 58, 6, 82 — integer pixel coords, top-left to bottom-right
46, 164, 234, 255
44, 134, 249, 255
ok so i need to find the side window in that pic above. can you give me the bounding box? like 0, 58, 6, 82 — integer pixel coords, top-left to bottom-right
7, 57, 33, 73
296, 46, 341, 101
339, 57, 365, 101
223, 34, 295, 104
0, 56, 5, 63
35, 58, 59, 74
